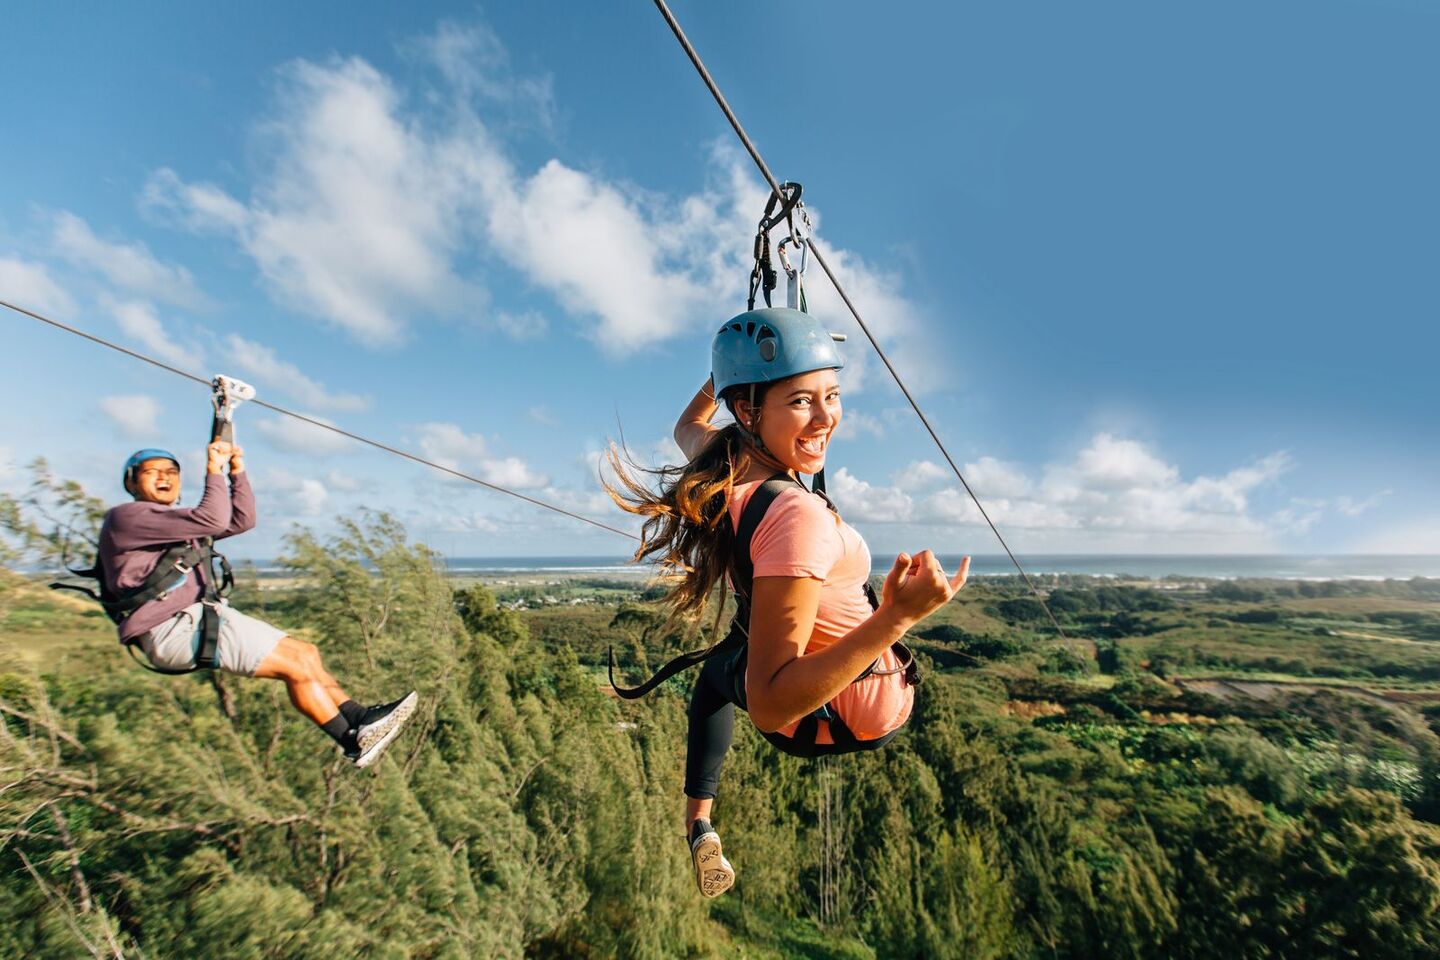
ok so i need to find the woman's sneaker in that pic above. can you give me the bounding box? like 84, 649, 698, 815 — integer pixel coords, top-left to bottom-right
689, 818, 735, 898
352, 690, 420, 765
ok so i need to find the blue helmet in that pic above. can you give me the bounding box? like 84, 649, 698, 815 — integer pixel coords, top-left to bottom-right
711, 307, 846, 399
123, 448, 179, 490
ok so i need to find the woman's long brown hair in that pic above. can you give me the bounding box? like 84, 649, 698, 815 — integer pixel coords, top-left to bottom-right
605, 388, 772, 632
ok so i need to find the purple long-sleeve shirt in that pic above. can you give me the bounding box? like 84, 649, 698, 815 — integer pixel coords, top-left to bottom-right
98, 471, 256, 641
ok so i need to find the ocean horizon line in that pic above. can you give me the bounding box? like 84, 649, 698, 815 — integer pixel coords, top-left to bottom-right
225, 553, 1440, 581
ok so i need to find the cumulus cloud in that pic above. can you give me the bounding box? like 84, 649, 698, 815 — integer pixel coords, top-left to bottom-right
893, 459, 953, 493
415, 421, 548, 488
0, 256, 75, 316
223, 334, 368, 412
834, 409, 887, 441
51, 212, 206, 309
144, 20, 935, 372
828, 433, 1298, 550
262, 468, 330, 516
145, 58, 487, 345
100, 394, 161, 438
108, 298, 205, 370
252, 414, 355, 455
829, 467, 915, 523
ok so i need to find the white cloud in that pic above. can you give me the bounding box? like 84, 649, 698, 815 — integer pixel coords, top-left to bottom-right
99, 395, 161, 438
481, 158, 709, 351
223, 334, 368, 412
829, 467, 915, 523
828, 433, 1302, 551
51, 212, 206, 309
0, 256, 75, 316
1335, 491, 1390, 517
892, 459, 953, 493
262, 468, 330, 516
144, 24, 934, 372
527, 405, 558, 426
145, 58, 488, 345
252, 414, 355, 455
962, 456, 1033, 498
140, 168, 250, 235
325, 470, 363, 492
1070, 433, 1178, 490
415, 421, 548, 489
834, 409, 886, 441
495, 310, 548, 339
108, 298, 205, 370
412, 19, 555, 127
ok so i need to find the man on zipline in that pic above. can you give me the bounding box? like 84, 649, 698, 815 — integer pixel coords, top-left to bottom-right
96, 440, 416, 767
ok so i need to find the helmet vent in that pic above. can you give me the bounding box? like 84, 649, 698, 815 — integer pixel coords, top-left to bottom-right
745, 322, 756, 337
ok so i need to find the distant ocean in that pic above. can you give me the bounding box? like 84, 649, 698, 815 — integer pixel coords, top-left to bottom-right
361, 554, 1440, 581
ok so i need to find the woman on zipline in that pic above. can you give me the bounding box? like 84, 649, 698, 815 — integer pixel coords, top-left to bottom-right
608, 307, 970, 898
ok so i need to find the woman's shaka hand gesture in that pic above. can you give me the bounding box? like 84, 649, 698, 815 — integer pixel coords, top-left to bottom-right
881, 550, 971, 624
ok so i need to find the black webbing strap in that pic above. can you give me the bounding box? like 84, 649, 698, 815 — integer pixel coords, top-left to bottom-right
196, 602, 221, 669
729, 473, 806, 611
607, 474, 799, 699
123, 602, 222, 675
51, 542, 209, 625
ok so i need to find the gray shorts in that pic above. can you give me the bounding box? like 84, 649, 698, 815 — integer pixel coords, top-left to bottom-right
140, 602, 285, 677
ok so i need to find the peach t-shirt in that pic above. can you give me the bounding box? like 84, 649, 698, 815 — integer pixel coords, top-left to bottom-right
729, 479, 914, 743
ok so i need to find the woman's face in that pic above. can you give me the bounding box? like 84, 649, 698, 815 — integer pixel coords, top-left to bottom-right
742, 368, 842, 475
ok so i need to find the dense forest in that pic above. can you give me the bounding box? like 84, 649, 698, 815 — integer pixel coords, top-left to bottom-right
2, 464, 1439, 958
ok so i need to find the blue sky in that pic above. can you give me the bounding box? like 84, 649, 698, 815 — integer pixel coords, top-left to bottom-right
2, 1, 1436, 559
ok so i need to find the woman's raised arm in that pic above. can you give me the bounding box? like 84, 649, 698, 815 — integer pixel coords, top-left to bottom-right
674, 378, 722, 461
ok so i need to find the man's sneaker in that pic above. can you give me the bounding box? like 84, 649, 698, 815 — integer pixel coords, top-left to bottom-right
345, 720, 406, 769
355, 691, 418, 753
689, 818, 735, 898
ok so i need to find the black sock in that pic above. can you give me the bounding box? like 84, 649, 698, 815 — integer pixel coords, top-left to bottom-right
320, 712, 351, 745
338, 699, 365, 726
689, 818, 713, 844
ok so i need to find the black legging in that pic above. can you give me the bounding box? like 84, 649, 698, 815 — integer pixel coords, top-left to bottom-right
684, 648, 899, 800
685, 652, 740, 800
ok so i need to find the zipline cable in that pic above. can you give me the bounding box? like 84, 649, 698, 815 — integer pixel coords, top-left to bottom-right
2, 297, 640, 543
652, 0, 1069, 638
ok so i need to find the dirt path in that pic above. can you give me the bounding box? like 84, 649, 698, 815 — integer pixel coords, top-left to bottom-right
1175, 676, 1440, 711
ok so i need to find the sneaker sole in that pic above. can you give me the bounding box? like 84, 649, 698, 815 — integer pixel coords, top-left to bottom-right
356, 691, 418, 753
690, 834, 735, 898
353, 718, 405, 769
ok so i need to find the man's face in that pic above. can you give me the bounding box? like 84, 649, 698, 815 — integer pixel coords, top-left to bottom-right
130, 459, 181, 505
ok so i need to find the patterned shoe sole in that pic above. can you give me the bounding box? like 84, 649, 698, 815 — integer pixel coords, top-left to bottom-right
353, 720, 404, 769
356, 692, 418, 752
690, 834, 735, 898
